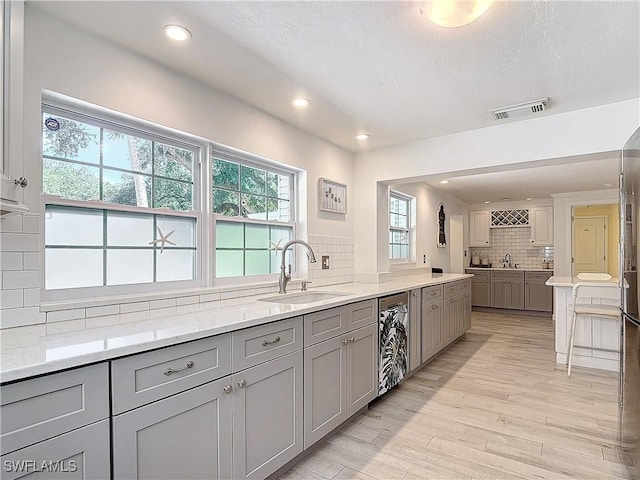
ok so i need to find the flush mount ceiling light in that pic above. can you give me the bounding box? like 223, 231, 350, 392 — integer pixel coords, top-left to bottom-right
484, 201, 491, 204
603, 183, 614, 187
490, 98, 549, 120
440, 180, 449, 184
356, 133, 370, 140
164, 25, 191, 41
526, 197, 533, 201
292, 98, 310, 108
421, 0, 494, 28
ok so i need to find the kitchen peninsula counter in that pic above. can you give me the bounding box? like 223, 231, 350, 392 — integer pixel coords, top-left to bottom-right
0, 272, 472, 383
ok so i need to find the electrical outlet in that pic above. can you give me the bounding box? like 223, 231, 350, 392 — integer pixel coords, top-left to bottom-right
423, 254, 426, 264
322, 256, 330, 269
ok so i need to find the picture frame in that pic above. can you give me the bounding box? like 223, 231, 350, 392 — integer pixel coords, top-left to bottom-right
319, 178, 347, 214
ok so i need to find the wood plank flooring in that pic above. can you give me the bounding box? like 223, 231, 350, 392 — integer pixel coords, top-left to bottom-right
279, 311, 634, 480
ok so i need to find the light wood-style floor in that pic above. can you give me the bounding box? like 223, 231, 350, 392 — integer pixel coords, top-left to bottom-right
279, 311, 634, 480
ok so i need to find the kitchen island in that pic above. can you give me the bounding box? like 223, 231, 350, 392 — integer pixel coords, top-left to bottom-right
546, 275, 622, 372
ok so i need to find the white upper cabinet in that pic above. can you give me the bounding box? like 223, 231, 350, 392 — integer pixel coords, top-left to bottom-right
469, 210, 491, 247
530, 206, 554, 246
0, 0, 27, 216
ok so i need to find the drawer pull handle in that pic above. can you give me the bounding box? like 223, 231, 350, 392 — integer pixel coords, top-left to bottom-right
262, 336, 281, 347
164, 360, 195, 376
237, 379, 247, 388
431, 292, 437, 296
433, 305, 439, 310
349, 337, 355, 343
223, 385, 233, 394
343, 338, 349, 345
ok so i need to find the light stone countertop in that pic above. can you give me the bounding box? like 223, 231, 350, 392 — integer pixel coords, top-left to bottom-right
545, 276, 624, 287
0, 273, 471, 383
465, 267, 554, 272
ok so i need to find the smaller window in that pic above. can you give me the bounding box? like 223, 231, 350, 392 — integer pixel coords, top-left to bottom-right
389, 193, 411, 260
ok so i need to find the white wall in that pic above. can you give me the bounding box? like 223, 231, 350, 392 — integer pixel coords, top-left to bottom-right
385, 182, 469, 274
0, 7, 356, 329
354, 99, 639, 275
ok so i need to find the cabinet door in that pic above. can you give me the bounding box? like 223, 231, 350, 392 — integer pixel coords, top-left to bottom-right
530, 206, 553, 246
303, 336, 346, 449
112, 377, 233, 480
508, 281, 525, 310
461, 291, 472, 333
443, 296, 459, 345
471, 280, 491, 307
469, 210, 491, 247
346, 323, 378, 418
421, 300, 443, 362
0, 420, 110, 480
233, 351, 303, 480
491, 281, 507, 308
408, 289, 421, 371
525, 283, 553, 312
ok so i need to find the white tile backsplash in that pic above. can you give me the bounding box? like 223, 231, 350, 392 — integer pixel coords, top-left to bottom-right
0, 214, 355, 331
470, 227, 554, 269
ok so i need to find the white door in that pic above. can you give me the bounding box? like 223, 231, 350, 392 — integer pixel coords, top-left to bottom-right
449, 214, 464, 273
573, 215, 607, 275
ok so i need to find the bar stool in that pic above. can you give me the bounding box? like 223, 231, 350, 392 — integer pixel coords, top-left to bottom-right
567, 273, 621, 377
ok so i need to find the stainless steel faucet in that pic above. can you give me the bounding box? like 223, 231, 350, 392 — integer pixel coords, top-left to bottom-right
502, 253, 511, 268
279, 240, 317, 294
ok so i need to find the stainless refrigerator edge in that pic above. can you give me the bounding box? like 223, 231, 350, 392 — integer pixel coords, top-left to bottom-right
620, 126, 640, 480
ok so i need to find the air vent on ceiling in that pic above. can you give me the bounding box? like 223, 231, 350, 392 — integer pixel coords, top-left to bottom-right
489, 97, 549, 120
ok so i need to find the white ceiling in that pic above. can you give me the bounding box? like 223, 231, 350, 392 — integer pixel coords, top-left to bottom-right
421, 155, 620, 205
30, 1, 640, 153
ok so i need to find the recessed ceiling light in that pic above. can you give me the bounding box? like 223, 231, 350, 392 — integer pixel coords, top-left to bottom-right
526, 197, 533, 201
164, 25, 191, 41
484, 201, 491, 204
292, 98, 310, 108
440, 180, 449, 184
356, 133, 370, 141
603, 183, 613, 187
501, 197, 511, 201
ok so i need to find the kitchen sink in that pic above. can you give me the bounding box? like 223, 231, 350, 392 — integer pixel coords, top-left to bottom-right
258, 291, 349, 304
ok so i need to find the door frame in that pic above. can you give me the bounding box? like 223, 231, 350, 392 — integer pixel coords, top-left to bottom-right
571, 211, 609, 276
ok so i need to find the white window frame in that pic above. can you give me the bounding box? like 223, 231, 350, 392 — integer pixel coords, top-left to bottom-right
41, 94, 206, 301
389, 191, 412, 263
211, 145, 297, 285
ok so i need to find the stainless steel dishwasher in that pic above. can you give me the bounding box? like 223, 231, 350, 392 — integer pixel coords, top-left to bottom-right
378, 292, 409, 396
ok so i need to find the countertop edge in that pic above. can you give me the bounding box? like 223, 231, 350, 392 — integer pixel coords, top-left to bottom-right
1, 273, 472, 383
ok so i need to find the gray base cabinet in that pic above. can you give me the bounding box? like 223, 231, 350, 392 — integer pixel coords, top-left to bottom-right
443, 295, 460, 345
421, 286, 444, 363
112, 377, 233, 480
346, 323, 378, 417
524, 271, 553, 312
1, 420, 110, 480
466, 270, 491, 307
461, 290, 472, 332
233, 351, 303, 480
491, 271, 525, 310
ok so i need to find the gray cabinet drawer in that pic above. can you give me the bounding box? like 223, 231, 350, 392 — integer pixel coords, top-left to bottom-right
0, 363, 109, 455
458, 280, 472, 293
525, 271, 553, 284
421, 285, 443, 304
111, 334, 232, 414
304, 306, 347, 346
232, 316, 303, 371
468, 270, 490, 281
444, 282, 459, 298
492, 271, 525, 281
346, 299, 377, 331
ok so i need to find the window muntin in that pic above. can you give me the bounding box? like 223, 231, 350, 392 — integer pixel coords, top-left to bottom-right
44, 204, 197, 290
213, 150, 296, 280
390, 193, 410, 260
213, 157, 291, 222
42, 110, 195, 212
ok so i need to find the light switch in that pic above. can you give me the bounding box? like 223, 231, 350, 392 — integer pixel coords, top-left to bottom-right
322, 255, 330, 269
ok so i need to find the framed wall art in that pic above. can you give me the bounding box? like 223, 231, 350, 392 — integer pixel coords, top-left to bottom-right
319, 178, 347, 214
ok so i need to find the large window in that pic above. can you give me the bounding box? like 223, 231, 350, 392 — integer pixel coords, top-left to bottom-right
213, 151, 295, 279
389, 192, 411, 260
42, 102, 201, 295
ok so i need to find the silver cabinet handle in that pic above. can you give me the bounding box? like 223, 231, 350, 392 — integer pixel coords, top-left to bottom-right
412, 292, 418, 297
342, 338, 349, 345
223, 385, 233, 394
262, 336, 281, 346
349, 337, 355, 343
237, 379, 247, 388
164, 360, 194, 376
432, 304, 439, 310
